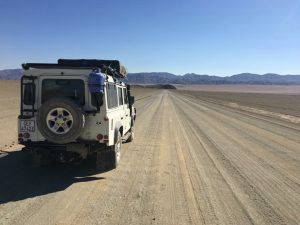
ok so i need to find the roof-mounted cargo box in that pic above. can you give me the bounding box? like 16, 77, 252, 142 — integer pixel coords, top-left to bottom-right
22, 59, 127, 78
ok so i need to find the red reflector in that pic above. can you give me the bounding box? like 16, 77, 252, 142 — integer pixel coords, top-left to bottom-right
104, 135, 108, 139
97, 134, 103, 140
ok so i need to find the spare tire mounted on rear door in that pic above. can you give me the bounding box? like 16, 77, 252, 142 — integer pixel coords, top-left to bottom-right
36, 98, 85, 144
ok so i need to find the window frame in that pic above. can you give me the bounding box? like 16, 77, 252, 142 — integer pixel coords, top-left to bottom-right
118, 87, 124, 106
106, 82, 118, 109
36, 76, 89, 109
41, 78, 86, 106
123, 88, 129, 105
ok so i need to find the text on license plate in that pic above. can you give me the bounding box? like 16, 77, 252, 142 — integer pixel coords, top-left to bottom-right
20, 120, 35, 132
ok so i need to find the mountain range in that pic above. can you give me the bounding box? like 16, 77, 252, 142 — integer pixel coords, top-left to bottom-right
1, 69, 300, 85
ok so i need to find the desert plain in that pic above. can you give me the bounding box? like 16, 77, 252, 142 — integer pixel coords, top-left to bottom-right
0, 81, 299, 225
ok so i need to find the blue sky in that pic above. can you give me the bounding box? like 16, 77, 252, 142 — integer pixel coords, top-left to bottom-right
0, 0, 299, 76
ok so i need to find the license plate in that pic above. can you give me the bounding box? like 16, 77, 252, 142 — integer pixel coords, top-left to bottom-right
20, 120, 35, 132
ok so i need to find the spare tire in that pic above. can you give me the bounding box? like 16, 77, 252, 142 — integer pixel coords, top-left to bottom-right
36, 98, 85, 144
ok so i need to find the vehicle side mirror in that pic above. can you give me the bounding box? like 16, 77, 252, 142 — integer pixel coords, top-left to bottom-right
129, 96, 135, 105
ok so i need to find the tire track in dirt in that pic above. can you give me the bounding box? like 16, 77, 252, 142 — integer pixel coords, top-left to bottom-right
170, 93, 255, 225
173, 94, 300, 186
172, 99, 281, 224
154, 94, 194, 225
167, 101, 205, 224
171, 92, 299, 225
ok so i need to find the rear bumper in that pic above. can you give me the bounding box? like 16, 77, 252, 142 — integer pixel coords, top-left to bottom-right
21, 140, 107, 154
21, 140, 69, 151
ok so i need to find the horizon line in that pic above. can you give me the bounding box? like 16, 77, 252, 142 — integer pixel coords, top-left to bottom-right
0, 68, 299, 77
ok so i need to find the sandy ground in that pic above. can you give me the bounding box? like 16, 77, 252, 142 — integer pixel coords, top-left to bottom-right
0, 84, 300, 225
0, 81, 19, 150
176, 84, 300, 94
178, 90, 300, 118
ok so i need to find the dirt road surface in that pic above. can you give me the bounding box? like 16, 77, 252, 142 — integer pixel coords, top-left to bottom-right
0, 90, 299, 225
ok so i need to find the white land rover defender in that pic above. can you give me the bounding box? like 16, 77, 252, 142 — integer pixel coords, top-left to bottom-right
18, 59, 136, 171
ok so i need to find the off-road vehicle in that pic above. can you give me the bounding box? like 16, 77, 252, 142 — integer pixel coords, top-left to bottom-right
18, 59, 136, 170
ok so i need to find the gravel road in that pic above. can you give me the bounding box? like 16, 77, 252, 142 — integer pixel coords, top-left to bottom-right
0, 90, 299, 225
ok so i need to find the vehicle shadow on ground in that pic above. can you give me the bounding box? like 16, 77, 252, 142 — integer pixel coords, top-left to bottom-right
0, 151, 105, 204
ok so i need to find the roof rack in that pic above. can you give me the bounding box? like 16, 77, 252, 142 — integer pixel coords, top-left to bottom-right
22, 59, 127, 78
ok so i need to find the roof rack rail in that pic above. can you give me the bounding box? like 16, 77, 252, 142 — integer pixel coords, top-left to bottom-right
22, 59, 127, 78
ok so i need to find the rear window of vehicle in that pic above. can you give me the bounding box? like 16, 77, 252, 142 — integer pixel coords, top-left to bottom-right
42, 79, 85, 105
106, 83, 118, 108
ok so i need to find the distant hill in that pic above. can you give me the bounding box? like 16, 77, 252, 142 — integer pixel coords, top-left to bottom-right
1, 69, 300, 85
227, 73, 300, 84
127, 72, 300, 85
0, 69, 22, 80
